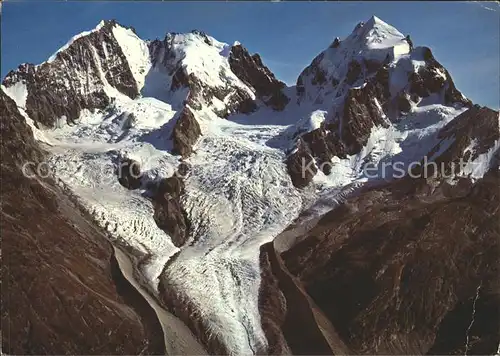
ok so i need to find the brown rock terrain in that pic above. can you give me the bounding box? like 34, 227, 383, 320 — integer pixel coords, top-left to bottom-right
409, 48, 471, 108
424, 105, 500, 178
117, 157, 143, 190
258, 242, 349, 355
151, 175, 190, 247
286, 139, 317, 189
229, 44, 290, 111
259, 168, 500, 355
171, 106, 202, 158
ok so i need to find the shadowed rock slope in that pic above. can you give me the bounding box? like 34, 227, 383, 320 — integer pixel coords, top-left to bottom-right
259, 168, 500, 355
1, 91, 164, 354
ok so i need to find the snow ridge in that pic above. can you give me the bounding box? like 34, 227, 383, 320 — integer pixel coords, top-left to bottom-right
48, 21, 106, 63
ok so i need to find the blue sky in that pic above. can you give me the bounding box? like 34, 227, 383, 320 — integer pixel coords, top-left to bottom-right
2, 1, 499, 108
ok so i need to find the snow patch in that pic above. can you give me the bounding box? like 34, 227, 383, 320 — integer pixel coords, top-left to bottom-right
294, 110, 327, 134
112, 25, 151, 91
1, 82, 28, 108
460, 139, 500, 180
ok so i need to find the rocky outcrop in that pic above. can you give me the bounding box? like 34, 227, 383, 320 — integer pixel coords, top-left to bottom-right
296, 52, 328, 97
0, 91, 45, 167
345, 60, 363, 85
1, 91, 164, 355
151, 175, 190, 247
286, 140, 317, 188
117, 158, 143, 190
288, 66, 391, 188
2, 20, 139, 129
229, 45, 289, 111
171, 106, 202, 158
276, 169, 500, 354
435, 105, 498, 158
330, 37, 341, 49
170, 64, 257, 116
286, 117, 351, 187
419, 105, 499, 179
408, 47, 472, 108
341, 66, 391, 154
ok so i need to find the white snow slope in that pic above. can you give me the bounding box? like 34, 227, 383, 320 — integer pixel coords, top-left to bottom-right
298, 16, 409, 106
3, 17, 498, 355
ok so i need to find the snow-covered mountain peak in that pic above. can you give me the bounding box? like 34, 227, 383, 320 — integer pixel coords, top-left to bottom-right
331, 15, 408, 61
289, 15, 476, 188
46, 19, 141, 64
297, 16, 411, 106
2, 19, 291, 133
2, 18, 149, 129
356, 16, 406, 50
352, 15, 403, 40
46, 20, 107, 63
147, 29, 289, 117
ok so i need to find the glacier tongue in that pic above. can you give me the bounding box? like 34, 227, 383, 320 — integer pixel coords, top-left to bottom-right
160, 111, 304, 354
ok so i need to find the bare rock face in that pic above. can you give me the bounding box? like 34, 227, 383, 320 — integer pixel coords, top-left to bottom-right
288, 66, 391, 188
346, 60, 363, 85
258, 242, 348, 355
408, 47, 472, 108
2, 20, 139, 129
151, 175, 189, 247
0, 91, 45, 167
117, 158, 143, 190
229, 44, 290, 111
171, 106, 201, 158
419, 105, 499, 178
286, 139, 317, 188
330, 37, 341, 49
397, 92, 412, 113
341, 66, 391, 154
1, 91, 164, 355
263, 168, 500, 355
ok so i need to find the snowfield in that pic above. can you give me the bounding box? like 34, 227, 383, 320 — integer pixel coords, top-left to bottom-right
4, 16, 498, 355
